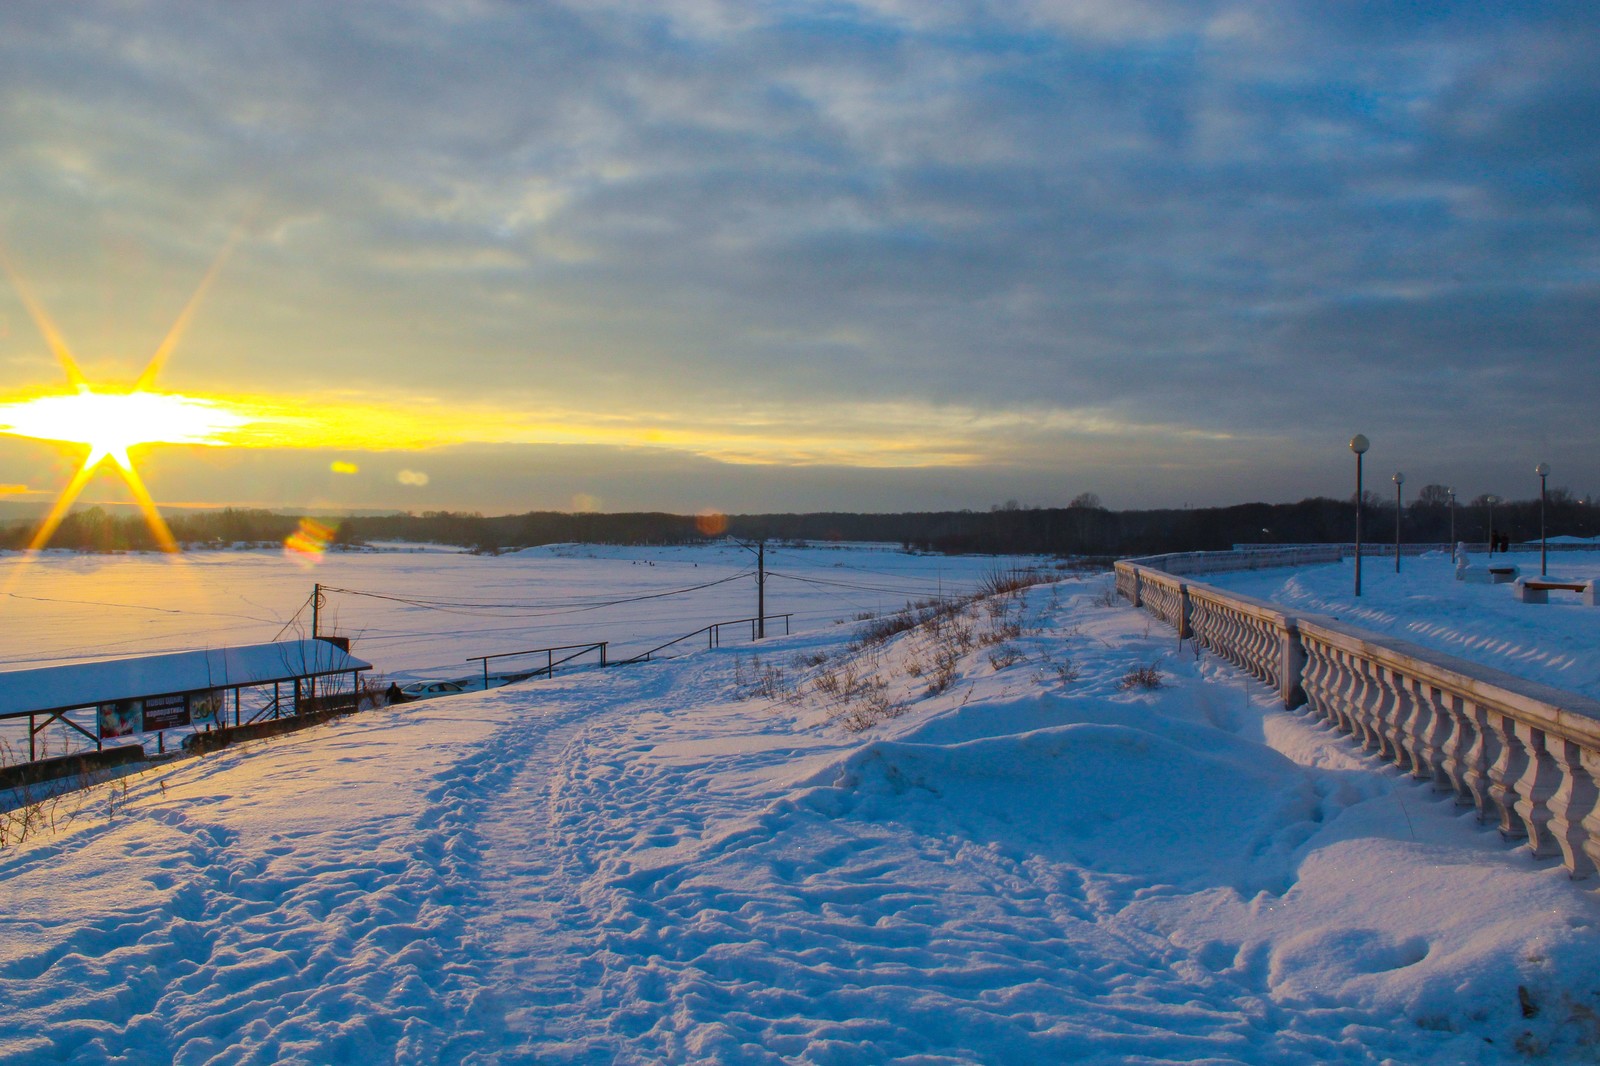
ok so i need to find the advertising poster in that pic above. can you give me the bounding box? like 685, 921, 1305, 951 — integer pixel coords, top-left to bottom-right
190, 689, 225, 727
141, 693, 191, 732
99, 700, 141, 738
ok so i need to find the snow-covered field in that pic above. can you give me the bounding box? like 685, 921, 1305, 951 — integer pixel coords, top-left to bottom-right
0, 543, 1017, 678
1203, 549, 1600, 700
0, 542, 1030, 756
4, 546, 1600, 1063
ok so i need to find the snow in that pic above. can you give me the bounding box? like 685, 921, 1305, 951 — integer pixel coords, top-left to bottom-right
1202, 549, 1600, 700
0, 640, 371, 717
4, 547, 1600, 1063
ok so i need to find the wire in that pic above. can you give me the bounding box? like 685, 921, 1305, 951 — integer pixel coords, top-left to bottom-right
4, 590, 280, 625
273, 593, 312, 642
318, 570, 755, 616
764, 569, 957, 598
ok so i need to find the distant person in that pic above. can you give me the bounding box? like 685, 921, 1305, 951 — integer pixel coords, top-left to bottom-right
386, 682, 405, 705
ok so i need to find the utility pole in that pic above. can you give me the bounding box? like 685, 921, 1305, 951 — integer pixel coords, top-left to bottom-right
312, 583, 322, 640
757, 540, 766, 639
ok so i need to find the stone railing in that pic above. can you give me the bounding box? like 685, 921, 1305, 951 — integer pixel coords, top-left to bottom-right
1116, 549, 1600, 878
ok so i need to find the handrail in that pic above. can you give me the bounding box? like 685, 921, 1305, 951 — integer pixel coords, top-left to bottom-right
1115, 548, 1600, 878
610, 614, 793, 667
466, 642, 608, 689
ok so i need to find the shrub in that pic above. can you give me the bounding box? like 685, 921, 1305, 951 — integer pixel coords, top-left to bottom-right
1118, 662, 1164, 690
987, 645, 1026, 670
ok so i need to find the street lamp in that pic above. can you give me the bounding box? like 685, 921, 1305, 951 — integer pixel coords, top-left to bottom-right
1392, 471, 1405, 573
1486, 494, 1499, 554
1447, 488, 1457, 560
1536, 461, 1551, 576
1350, 434, 1369, 596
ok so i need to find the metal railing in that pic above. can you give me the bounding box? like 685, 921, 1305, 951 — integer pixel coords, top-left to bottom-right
610, 614, 792, 667
466, 642, 608, 690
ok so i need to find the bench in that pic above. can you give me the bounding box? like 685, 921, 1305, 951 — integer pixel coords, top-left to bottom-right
1513, 577, 1598, 605
1459, 563, 1518, 584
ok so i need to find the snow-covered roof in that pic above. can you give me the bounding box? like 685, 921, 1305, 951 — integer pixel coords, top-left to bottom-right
0, 640, 372, 719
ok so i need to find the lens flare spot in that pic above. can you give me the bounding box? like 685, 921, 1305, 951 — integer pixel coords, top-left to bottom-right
397, 469, 429, 486
571, 493, 601, 512
696, 511, 728, 536
285, 517, 337, 564
330, 460, 360, 475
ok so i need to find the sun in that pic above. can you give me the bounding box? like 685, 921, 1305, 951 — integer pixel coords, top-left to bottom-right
0, 387, 249, 472
0, 232, 252, 552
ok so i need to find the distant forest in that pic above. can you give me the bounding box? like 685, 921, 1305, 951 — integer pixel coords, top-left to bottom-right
5, 487, 1596, 557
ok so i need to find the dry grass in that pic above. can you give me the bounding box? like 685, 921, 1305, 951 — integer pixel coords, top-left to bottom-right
1118, 661, 1165, 690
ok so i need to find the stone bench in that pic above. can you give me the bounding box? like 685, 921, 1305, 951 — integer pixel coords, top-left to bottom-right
1513, 577, 1598, 604
1458, 563, 1518, 584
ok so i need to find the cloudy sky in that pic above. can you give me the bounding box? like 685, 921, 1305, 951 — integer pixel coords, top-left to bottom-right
0, 0, 1595, 516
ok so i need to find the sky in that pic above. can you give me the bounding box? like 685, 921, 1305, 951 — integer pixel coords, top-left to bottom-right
0, 0, 1596, 517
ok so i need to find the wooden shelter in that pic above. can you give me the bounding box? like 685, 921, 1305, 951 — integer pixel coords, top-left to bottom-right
0, 639, 372, 762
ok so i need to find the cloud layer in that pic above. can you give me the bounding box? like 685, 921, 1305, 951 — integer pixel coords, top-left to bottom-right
0, 0, 1595, 510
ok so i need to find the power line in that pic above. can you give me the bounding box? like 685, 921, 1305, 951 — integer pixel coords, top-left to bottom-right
764, 569, 958, 598
318, 569, 756, 617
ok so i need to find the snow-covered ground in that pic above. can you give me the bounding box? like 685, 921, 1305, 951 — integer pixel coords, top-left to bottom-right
1203, 549, 1600, 700
0, 542, 1019, 678
4, 548, 1600, 1063
0, 542, 1033, 756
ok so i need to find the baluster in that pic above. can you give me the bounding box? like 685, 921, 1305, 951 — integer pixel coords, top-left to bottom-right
1546, 739, 1599, 878
1191, 596, 1212, 652
1575, 748, 1600, 878
1485, 712, 1528, 838
1510, 721, 1561, 858
1257, 618, 1280, 689
1239, 612, 1262, 681
1433, 691, 1471, 797
1325, 646, 1360, 736
1381, 670, 1417, 773
1224, 606, 1241, 667
1297, 638, 1331, 722
1406, 681, 1447, 782
1457, 699, 1494, 815
1348, 656, 1382, 753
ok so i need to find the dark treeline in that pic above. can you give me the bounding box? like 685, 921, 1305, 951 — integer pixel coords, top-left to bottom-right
9, 489, 1595, 556
0, 507, 306, 552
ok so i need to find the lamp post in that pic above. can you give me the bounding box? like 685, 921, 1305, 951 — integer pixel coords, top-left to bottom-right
1447, 488, 1457, 560
1392, 471, 1404, 573
1350, 434, 1369, 596
1486, 494, 1498, 555
1536, 462, 1551, 576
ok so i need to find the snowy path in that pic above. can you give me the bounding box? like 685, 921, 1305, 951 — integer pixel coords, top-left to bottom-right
6, 572, 1600, 1063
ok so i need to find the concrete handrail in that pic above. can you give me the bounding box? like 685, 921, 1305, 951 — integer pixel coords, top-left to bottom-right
1116, 548, 1600, 878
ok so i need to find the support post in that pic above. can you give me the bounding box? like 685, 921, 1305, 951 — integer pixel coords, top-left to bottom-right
1354, 449, 1365, 596
757, 540, 766, 639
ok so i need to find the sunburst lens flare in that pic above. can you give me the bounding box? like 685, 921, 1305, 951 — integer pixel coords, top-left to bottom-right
0, 388, 252, 469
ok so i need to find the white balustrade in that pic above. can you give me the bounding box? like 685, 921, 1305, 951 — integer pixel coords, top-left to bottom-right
1116, 549, 1600, 880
